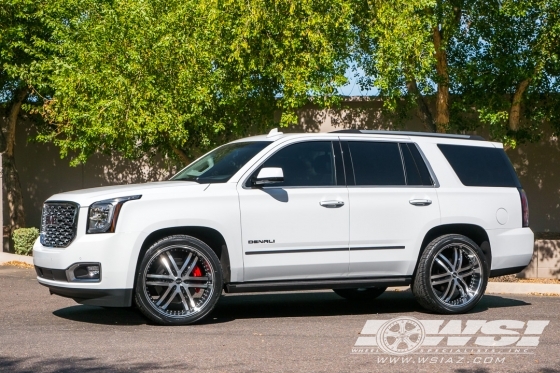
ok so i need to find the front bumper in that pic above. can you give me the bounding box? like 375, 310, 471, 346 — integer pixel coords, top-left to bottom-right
40, 281, 132, 307
33, 211, 140, 307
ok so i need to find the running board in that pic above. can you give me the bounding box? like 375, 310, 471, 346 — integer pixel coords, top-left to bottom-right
224, 276, 411, 293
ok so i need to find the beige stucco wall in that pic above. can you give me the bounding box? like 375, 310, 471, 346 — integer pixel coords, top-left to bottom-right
5, 100, 560, 234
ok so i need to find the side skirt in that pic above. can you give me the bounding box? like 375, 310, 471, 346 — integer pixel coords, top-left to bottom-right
224, 276, 411, 293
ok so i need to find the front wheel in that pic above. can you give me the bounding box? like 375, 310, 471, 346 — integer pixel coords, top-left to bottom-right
412, 234, 488, 314
134, 235, 223, 325
333, 287, 387, 301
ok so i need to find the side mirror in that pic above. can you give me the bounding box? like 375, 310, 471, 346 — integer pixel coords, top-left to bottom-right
253, 167, 284, 186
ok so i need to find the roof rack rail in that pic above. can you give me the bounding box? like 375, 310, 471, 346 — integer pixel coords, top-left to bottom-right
330, 129, 485, 141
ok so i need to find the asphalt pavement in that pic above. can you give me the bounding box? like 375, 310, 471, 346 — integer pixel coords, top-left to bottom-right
1, 265, 559, 373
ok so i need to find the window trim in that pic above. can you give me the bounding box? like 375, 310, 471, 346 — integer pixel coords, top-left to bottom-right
241, 139, 343, 190
341, 139, 439, 188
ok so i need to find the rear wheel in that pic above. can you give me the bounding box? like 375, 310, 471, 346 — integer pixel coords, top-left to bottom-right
412, 234, 488, 314
134, 235, 223, 325
333, 287, 387, 301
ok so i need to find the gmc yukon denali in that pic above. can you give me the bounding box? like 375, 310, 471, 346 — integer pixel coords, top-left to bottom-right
33, 129, 534, 325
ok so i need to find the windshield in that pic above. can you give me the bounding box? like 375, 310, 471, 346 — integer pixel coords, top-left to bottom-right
171, 141, 270, 183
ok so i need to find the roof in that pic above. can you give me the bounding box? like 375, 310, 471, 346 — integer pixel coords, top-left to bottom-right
330, 129, 485, 141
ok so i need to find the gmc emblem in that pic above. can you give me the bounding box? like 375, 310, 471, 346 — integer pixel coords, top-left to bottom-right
45, 215, 59, 226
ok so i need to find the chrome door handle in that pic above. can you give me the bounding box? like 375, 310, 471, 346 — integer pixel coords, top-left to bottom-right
320, 200, 345, 208
409, 199, 432, 206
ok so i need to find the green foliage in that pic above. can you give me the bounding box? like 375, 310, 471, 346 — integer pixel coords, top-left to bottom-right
12, 227, 39, 256
38, 0, 354, 165
449, 0, 560, 145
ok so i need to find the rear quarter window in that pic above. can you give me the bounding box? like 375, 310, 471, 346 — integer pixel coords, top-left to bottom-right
437, 144, 521, 187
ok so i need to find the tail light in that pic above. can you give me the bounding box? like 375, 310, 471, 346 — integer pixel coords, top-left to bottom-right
518, 188, 529, 228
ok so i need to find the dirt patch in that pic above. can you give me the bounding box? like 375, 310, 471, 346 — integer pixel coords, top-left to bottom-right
489, 274, 560, 284
2, 261, 34, 269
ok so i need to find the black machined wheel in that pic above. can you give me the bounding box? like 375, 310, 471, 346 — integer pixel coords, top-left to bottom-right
134, 235, 223, 325
333, 287, 387, 301
413, 234, 488, 314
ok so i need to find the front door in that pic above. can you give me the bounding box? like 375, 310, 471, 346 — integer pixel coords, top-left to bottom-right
237, 140, 349, 282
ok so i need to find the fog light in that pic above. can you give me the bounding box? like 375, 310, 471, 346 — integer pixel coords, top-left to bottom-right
66, 263, 101, 282
86, 265, 100, 277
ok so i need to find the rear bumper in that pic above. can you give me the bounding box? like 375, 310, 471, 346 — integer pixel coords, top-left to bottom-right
488, 227, 534, 273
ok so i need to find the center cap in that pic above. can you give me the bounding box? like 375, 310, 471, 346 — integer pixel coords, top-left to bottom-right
175, 278, 182, 284
452, 272, 458, 278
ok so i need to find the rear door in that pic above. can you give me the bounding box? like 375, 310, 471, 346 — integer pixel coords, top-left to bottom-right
341, 139, 441, 277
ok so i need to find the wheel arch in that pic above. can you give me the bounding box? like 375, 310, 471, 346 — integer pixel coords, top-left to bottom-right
413, 224, 492, 281
133, 226, 231, 292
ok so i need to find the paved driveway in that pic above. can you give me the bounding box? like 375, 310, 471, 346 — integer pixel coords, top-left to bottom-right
0, 265, 559, 373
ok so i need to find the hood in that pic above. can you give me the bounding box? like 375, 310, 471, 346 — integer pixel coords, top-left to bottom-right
47, 181, 203, 207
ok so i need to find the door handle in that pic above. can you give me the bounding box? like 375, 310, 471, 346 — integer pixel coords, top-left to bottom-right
320, 200, 345, 208
409, 199, 432, 206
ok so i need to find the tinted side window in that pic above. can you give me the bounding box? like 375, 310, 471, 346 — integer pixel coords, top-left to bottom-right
438, 144, 521, 187
347, 142, 406, 186
401, 143, 433, 186
256, 141, 336, 187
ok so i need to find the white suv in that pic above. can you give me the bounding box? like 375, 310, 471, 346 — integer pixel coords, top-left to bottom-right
33, 129, 534, 325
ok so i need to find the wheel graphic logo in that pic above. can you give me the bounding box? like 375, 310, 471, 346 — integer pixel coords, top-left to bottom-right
376, 317, 425, 355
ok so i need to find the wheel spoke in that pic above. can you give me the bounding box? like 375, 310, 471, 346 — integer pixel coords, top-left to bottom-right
160, 256, 175, 277
182, 256, 199, 279
435, 257, 452, 273
440, 278, 454, 301
166, 252, 181, 276
452, 247, 459, 271
146, 281, 173, 287
443, 280, 458, 302
177, 252, 193, 278
182, 284, 197, 309
184, 283, 209, 289
437, 253, 455, 272
456, 249, 463, 272
178, 287, 190, 312
146, 274, 174, 280
183, 276, 209, 282
156, 285, 176, 308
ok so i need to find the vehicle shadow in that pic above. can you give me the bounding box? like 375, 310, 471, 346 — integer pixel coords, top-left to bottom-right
52, 290, 530, 326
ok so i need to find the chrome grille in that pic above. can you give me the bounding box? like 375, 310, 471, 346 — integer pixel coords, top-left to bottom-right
40, 202, 79, 248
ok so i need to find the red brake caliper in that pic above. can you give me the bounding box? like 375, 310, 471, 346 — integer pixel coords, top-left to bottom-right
192, 266, 202, 293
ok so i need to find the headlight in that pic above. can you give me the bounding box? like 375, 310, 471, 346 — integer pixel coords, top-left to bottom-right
87, 195, 141, 234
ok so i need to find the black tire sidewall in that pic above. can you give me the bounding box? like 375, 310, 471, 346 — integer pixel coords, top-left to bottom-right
134, 235, 223, 325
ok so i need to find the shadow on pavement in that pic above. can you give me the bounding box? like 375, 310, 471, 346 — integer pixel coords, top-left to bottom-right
0, 356, 187, 373
52, 290, 530, 325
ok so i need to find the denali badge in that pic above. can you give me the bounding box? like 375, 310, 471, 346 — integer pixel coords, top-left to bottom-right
248, 240, 275, 244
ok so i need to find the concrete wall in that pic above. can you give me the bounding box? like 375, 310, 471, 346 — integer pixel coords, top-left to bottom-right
5, 99, 560, 234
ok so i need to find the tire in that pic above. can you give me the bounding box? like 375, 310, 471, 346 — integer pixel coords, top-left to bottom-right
412, 234, 488, 314
134, 235, 223, 325
333, 287, 387, 301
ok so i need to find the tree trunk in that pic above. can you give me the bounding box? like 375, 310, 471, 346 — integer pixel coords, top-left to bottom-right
1, 87, 28, 233
172, 146, 190, 165
406, 78, 437, 132
432, 26, 450, 134
509, 79, 530, 131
